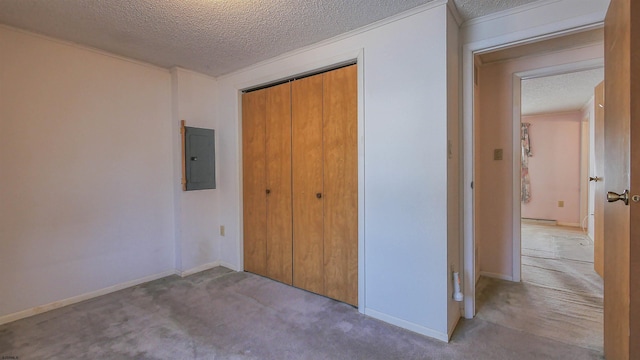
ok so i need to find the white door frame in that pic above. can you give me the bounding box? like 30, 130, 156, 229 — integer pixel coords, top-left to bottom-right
461, 22, 604, 319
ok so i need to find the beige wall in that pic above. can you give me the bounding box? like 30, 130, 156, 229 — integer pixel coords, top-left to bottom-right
475, 44, 603, 278
0, 26, 175, 319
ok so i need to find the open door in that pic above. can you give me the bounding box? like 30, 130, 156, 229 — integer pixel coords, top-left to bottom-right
603, 0, 639, 358
593, 81, 604, 278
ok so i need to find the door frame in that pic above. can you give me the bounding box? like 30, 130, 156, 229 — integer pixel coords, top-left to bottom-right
510, 59, 604, 283
461, 21, 604, 318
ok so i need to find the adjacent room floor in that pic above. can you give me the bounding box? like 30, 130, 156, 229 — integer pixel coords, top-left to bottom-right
1, 261, 602, 359
476, 223, 604, 355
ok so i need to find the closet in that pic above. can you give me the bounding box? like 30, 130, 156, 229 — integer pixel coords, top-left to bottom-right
242, 64, 357, 306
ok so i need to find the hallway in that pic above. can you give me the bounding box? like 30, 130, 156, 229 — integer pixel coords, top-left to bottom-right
475, 223, 603, 354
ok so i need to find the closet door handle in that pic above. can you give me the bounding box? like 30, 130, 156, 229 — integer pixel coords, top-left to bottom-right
266, 189, 271, 195
316, 193, 322, 199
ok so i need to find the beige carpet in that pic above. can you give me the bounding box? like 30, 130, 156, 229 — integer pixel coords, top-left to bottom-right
1, 266, 604, 359
476, 224, 603, 354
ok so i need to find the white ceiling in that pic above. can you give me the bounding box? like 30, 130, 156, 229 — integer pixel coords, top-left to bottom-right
521, 68, 604, 116
0, 0, 541, 77
453, 0, 541, 20
1, 0, 596, 115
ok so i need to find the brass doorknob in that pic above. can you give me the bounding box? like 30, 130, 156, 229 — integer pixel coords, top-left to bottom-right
607, 190, 629, 205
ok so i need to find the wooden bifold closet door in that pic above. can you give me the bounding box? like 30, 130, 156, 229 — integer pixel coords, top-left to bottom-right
292, 73, 325, 295
243, 64, 357, 306
242, 82, 293, 285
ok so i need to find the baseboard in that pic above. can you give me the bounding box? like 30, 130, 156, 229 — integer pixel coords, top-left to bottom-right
0, 270, 175, 326
479, 271, 513, 281
557, 222, 580, 228
177, 261, 222, 277
218, 261, 241, 272
365, 308, 449, 342
521, 218, 557, 225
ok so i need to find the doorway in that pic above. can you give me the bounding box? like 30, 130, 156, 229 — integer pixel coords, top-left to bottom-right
470, 29, 605, 352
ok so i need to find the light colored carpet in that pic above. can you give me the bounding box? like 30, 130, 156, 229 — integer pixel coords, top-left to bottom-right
0, 266, 603, 359
476, 224, 603, 354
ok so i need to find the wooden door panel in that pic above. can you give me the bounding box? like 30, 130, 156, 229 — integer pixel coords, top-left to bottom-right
242, 90, 268, 277
603, 0, 638, 357
594, 81, 605, 277
266, 82, 293, 285
628, 0, 640, 355
323, 65, 358, 306
292, 74, 325, 294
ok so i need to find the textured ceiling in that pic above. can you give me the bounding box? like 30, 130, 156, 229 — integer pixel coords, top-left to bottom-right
454, 0, 540, 20
0, 0, 547, 77
521, 68, 604, 116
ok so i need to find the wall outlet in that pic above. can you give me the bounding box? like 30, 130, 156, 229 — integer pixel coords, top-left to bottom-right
220, 225, 225, 236
558, 201, 564, 208
493, 148, 503, 161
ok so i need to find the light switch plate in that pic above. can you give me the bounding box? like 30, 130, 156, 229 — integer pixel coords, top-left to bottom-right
494, 149, 503, 161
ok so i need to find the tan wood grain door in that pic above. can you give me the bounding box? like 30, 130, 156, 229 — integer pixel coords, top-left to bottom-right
292, 74, 325, 294
265, 82, 293, 285
242, 89, 268, 277
323, 65, 358, 306
603, 0, 639, 357
593, 81, 605, 278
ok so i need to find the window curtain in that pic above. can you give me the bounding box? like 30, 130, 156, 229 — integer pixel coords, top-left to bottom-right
521, 123, 532, 203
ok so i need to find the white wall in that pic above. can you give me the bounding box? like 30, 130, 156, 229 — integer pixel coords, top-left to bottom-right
446, 6, 462, 336
0, 26, 175, 320
171, 68, 220, 275
216, 2, 455, 340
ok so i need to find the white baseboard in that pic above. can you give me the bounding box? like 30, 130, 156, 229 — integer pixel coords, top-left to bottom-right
557, 222, 580, 228
479, 271, 513, 281
0, 270, 175, 326
218, 261, 241, 272
365, 308, 449, 342
177, 261, 222, 277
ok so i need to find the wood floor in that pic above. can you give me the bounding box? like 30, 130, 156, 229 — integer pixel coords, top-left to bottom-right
476, 223, 604, 355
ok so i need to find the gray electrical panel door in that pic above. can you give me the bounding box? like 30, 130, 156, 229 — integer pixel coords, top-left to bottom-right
185, 127, 216, 190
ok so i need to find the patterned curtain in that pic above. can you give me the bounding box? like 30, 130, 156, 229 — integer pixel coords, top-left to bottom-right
521, 123, 533, 203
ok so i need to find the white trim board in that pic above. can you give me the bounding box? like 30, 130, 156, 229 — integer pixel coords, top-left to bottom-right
558, 222, 582, 228
0, 270, 175, 326
365, 308, 449, 343
1, 262, 236, 325
176, 261, 222, 277
217, 0, 446, 81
